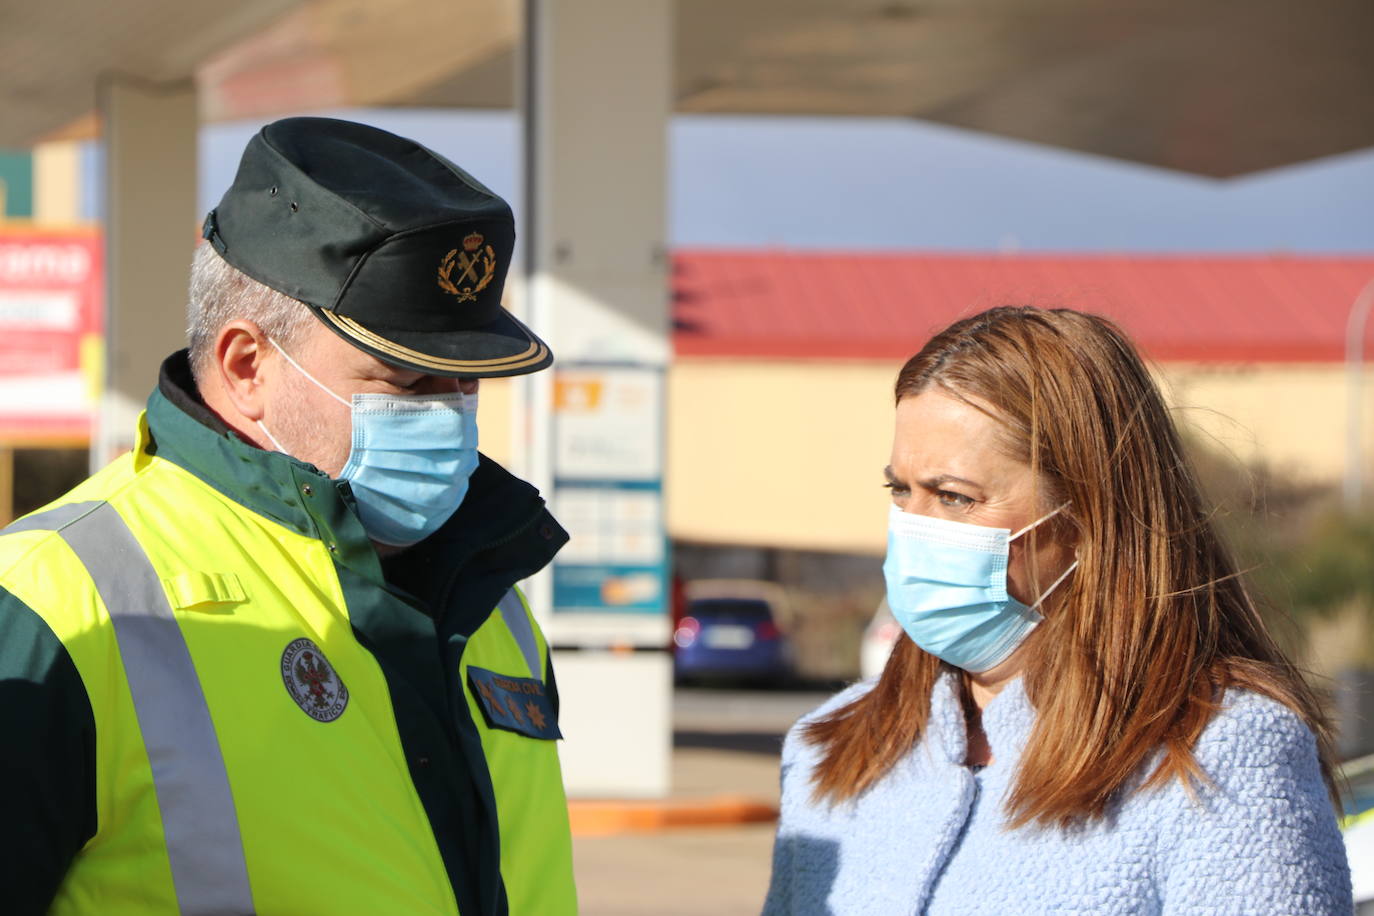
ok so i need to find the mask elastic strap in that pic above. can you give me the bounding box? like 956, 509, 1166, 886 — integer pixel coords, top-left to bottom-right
256, 420, 288, 454
1010, 501, 1071, 541
1027, 558, 1079, 611
267, 336, 351, 407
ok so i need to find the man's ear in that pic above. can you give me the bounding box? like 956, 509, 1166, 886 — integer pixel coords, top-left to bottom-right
215, 320, 272, 421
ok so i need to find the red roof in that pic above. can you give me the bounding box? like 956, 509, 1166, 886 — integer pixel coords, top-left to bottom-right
671, 251, 1374, 362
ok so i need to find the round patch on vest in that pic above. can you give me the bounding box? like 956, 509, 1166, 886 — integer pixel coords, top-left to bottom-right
280, 638, 349, 722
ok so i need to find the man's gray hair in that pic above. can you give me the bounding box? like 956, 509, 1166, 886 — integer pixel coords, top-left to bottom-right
186, 243, 316, 382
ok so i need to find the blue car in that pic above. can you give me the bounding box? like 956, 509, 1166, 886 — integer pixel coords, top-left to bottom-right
673, 592, 792, 684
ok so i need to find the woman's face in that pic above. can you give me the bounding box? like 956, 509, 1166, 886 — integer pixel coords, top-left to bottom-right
887, 387, 1076, 613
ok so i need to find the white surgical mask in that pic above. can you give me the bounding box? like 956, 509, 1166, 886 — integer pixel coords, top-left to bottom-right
882, 503, 1078, 672
258, 340, 479, 547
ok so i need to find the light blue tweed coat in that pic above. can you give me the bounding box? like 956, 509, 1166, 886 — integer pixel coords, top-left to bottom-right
763, 673, 1352, 915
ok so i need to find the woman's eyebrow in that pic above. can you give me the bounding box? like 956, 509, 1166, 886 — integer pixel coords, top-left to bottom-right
917, 473, 983, 491
885, 466, 983, 491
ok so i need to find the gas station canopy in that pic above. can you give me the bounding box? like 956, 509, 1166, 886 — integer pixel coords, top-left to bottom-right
0, 0, 298, 144
2, 0, 1372, 803
4, 0, 1372, 177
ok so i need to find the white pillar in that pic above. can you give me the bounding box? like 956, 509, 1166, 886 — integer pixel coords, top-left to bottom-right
519, 0, 673, 797
96, 80, 198, 469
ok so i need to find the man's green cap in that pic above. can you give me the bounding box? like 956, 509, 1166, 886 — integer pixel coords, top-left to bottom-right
202, 116, 551, 378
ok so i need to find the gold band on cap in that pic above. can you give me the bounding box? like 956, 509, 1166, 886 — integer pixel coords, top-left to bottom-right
321, 311, 548, 372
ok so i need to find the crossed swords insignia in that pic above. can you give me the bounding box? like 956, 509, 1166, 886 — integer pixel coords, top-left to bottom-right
437, 240, 496, 303
453, 249, 484, 286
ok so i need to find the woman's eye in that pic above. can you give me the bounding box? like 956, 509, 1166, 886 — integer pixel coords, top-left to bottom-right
937, 490, 974, 508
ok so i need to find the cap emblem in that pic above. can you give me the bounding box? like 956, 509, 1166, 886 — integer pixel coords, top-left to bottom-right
280, 637, 349, 722
438, 234, 497, 303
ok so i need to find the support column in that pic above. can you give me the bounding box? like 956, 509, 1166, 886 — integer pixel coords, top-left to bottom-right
0, 447, 13, 527
519, 0, 673, 798
95, 80, 198, 469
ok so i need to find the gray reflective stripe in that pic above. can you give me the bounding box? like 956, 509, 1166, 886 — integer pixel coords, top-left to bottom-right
0, 500, 103, 535
498, 588, 543, 683
57, 502, 256, 915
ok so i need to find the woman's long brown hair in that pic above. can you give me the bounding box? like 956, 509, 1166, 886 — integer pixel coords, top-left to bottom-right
804, 306, 1340, 828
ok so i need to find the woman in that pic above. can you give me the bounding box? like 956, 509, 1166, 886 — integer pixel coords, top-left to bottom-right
763, 307, 1352, 914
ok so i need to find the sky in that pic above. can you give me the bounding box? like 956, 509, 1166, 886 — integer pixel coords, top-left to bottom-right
191, 108, 1374, 254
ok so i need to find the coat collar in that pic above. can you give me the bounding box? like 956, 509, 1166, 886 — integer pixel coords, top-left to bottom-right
980, 674, 1035, 765
925, 671, 970, 766
889, 673, 1038, 911
922, 670, 1035, 771
147, 349, 338, 538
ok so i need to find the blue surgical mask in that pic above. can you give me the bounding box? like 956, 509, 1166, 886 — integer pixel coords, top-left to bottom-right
882, 503, 1077, 672
258, 340, 479, 548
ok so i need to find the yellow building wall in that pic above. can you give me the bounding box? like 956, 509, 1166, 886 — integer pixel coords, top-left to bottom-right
477, 377, 515, 468
32, 142, 82, 225
478, 358, 1358, 556
666, 358, 1358, 555
665, 358, 895, 555
477, 362, 897, 555
1162, 362, 1355, 481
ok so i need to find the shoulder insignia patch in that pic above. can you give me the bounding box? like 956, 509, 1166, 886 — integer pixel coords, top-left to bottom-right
281, 637, 349, 722
467, 666, 561, 740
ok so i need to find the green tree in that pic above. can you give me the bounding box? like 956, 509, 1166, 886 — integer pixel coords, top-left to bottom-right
1184, 435, 1358, 658
1276, 511, 1374, 621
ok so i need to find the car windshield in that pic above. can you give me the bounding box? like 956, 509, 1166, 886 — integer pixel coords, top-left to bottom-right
689, 599, 772, 622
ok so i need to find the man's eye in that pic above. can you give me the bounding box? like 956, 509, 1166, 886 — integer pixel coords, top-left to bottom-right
883, 481, 910, 496
937, 490, 974, 508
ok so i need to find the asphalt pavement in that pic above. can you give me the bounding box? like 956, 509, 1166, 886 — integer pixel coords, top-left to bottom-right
673, 687, 832, 736
572, 686, 835, 916
573, 823, 779, 916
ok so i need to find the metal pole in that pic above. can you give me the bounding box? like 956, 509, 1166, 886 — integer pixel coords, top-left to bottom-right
1344, 276, 1374, 510
516, 0, 556, 622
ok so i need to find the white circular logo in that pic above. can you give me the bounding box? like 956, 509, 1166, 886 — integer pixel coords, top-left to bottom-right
280, 638, 349, 722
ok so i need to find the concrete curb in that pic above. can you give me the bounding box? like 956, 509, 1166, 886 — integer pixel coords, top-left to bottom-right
568, 795, 779, 836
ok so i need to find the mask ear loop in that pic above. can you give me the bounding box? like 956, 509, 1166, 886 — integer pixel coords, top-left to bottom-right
256, 338, 353, 455
1009, 501, 1077, 611
1010, 501, 1072, 541
267, 336, 351, 407
1026, 556, 1079, 612
256, 420, 289, 453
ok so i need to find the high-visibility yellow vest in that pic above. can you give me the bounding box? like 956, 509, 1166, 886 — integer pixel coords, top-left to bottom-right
463, 590, 576, 916
0, 405, 575, 915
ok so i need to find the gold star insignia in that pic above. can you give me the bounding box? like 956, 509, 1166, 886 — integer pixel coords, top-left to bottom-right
525, 701, 547, 730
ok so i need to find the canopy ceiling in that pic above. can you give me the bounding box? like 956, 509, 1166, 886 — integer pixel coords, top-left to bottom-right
0, 0, 300, 145
5, 0, 1373, 177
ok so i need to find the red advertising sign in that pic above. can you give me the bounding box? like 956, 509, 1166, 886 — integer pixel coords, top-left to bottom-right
0, 226, 103, 442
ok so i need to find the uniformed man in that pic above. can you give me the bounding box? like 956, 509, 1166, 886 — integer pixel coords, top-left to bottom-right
0, 117, 576, 915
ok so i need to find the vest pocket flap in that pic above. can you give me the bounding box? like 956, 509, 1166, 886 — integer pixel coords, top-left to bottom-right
164, 571, 248, 609
467, 666, 562, 740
